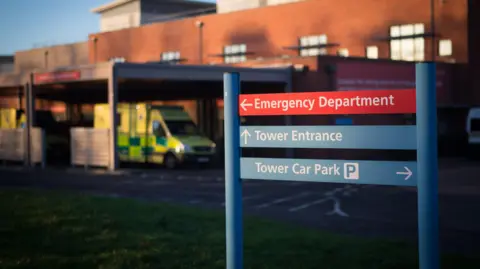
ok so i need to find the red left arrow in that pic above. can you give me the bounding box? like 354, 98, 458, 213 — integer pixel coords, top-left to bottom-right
240, 98, 253, 111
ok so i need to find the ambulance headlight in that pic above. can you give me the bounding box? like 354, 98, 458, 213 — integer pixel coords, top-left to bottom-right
175, 144, 183, 153
175, 144, 192, 153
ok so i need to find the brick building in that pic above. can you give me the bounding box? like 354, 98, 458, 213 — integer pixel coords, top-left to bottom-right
0, 0, 476, 156
88, 0, 468, 64
84, 0, 472, 150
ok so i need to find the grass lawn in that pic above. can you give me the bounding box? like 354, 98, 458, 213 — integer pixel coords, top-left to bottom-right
0, 189, 477, 269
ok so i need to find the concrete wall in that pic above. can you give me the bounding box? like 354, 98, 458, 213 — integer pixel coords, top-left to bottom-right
217, 0, 301, 14
0, 63, 13, 74
141, 0, 215, 25
100, 1, 141, 32
14, 42, 89, 73
216, 0, 265, 14
0, 56, 14, 74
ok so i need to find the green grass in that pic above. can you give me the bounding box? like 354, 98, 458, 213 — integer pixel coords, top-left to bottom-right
0, 189, 477, 269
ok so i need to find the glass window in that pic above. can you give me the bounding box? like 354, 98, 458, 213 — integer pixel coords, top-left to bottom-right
109, 57, 125, 63
414, 38, 425, 61
400, 24, 414, 36
337, 48, 349, 57
224, 44, 247, 64
161, 51, 181, 62
389, 23, 425, 61
166, 120, 202, 136
152, 120, 166, 137
439, 39, 452, 56
390, 26, 400, 37
366, 46, 378, 59
414, 23, 425, 34
401, 38, 415, 61
299, 34, 327, 56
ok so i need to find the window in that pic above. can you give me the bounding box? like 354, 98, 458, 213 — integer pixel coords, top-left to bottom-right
299, 34, 328, 56
165, 120, 202, 136
439, 39, 452, 56
161, 51, 180, 62
390, 23, 425, 61
109, 57, 125, 63
224, 44, 247, 64
337, 48, 349, 57
152, 120, 166, 137
366, 46, 378, 59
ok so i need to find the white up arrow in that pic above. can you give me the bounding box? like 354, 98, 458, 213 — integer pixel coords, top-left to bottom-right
240, 129, 251, 144
396, 166, 413, 180
240, 99, 253, 111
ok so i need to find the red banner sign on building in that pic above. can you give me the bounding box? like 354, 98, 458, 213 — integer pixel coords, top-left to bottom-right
334, 61, 452, 104
33, 70, 81, 84
239, 89, 416, 116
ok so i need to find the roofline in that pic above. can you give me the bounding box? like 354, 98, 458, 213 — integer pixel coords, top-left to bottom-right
28, 62, 291, 85
0, 55, 14, 61
91, 0, 215, 14
91, 0, 137, 14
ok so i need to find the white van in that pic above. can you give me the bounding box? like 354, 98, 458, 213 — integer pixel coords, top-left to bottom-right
466, 107, 480, 158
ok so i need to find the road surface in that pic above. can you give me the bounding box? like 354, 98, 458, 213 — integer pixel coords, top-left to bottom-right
0, 158, 479, 255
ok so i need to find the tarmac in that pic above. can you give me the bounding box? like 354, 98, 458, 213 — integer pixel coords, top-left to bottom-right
1, 157, 479, 255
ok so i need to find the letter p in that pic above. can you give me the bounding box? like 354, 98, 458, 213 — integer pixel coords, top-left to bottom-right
344, 163, 359, 180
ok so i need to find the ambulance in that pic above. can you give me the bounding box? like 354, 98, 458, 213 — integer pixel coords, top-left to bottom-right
94, 103, 216, 169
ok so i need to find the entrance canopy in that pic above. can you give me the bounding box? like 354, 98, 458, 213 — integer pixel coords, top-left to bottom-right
31, 62, 292, 104
22, 61, 293, 171
0, 73, 27, 98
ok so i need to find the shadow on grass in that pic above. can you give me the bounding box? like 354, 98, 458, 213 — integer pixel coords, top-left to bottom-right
0, 188, 477, 269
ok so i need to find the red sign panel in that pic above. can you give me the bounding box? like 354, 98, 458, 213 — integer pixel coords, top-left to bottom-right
335, 61, 451, 104
33, 71, 81, 84
238, 89, 416, 116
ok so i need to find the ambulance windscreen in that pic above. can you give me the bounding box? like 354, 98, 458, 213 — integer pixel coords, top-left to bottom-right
165, 120, 202, 136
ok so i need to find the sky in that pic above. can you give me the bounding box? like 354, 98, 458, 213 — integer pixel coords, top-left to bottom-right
0, 0, 108, 55
0, 0, 215, 55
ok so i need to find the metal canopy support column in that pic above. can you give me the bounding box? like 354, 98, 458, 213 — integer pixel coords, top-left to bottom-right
66, 104, 74, 122
197, 99, 207, 135
210, 98, 219, 140
17, 88, 23, 109
108, 64, 119, 171
25, 74, 36, 167
204, 98, 216, 140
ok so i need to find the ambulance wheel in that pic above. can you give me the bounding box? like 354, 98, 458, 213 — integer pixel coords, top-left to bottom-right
164, 153, 178, 170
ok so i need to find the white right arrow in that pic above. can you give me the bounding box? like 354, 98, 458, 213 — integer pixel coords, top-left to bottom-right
240, 129, 251, 144
240, 99, 253, 111
396, 166, 412, 180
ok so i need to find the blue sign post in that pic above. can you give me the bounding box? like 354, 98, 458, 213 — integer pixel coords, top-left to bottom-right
223, 62, 439, 269
416, 63, 439, 269
224, 72, 243, 269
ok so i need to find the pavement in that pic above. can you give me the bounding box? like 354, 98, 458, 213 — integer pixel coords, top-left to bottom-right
0, 157, 480, 255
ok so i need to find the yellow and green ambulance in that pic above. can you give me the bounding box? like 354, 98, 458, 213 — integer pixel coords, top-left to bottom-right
94, 103, 216, 169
